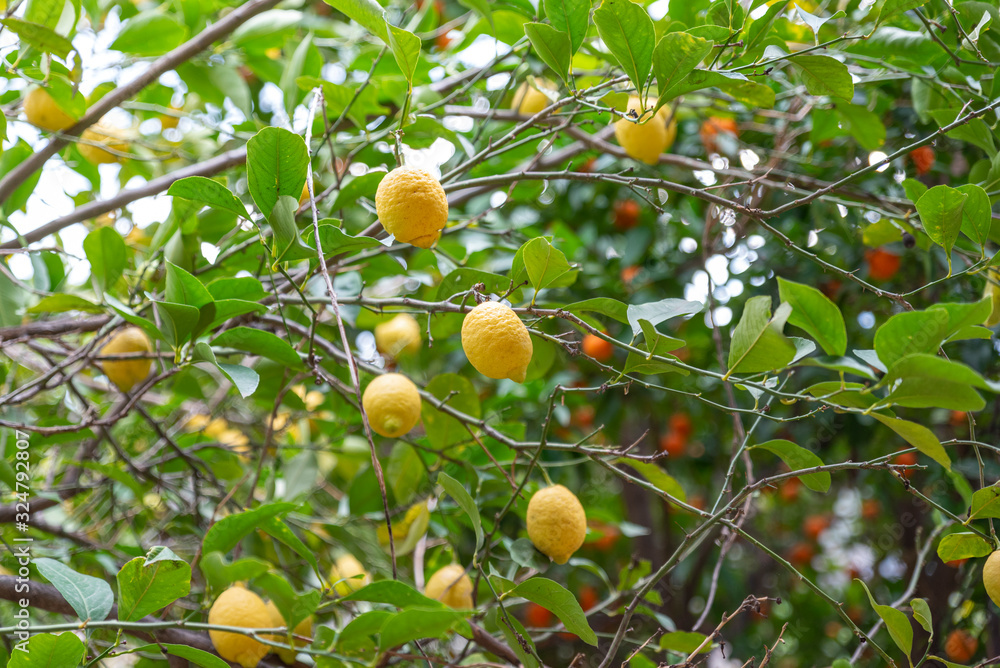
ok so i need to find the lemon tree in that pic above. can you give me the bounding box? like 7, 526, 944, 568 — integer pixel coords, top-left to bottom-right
3, 0, 1000, 666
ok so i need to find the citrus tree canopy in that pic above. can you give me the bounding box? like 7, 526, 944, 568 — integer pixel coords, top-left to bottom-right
3, 0, 1000, 666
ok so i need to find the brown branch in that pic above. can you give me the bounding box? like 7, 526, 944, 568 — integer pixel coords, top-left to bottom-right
0, 0, 280, 207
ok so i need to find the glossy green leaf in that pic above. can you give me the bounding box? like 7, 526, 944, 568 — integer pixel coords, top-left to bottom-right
727, 296, 796, 375
777, 277, 847, 356
857, 579, 913, 661
34, 558, 114, 622
872, 414, 951, 469
507, 578, 597, 645
117, 547, 191, 621
593, 0, 654, 96
525, 23, 572, 83
749, 440, 830, 492
167, 176, 249, 220
936, 532, 992, 561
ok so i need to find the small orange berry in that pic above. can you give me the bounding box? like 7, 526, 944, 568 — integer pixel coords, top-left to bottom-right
582, 334, 614, 362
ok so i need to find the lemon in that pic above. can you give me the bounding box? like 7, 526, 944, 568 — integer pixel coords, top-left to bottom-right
375, 314, 422, 358
23, 87, 79, 132
208, 585, 272, 668
985, 551, 1000, 607
263, 601, 312, 664
983, 269, 1000, 327
425, 564, 474, 609
79, 124, 130, 164
377, 500, 430, 555
613, 96, 677, 165
100, 327, 153, 392
329, 553, 371, 596
361, 373, 422, 437
461, 301, 533, 383
526, 484, 586, 564
375, 167, 448, 248
512, 80, 558, 116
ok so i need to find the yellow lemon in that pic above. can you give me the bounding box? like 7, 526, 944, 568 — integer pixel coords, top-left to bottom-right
512, 80, 559, 116
377, 500, 430, 555
100, 327, 153, 392
613, 96, 678, 165
461, 301, 533, 383
985, 551, 1000, 607
329, 553, 371, 596
263, 600, 312, 664
23, 87, 79, 132
208, 585, 272, 668
361, 373, 422, 437
79, 124, 130, 164
526, 484, 586, 564
425, 564, 474, 609
375, 314, 422, 358
983, 269, 1000, 327
374, 167, 448, 248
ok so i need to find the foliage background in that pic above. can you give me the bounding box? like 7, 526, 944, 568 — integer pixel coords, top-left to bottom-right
1, 0, 1000, 666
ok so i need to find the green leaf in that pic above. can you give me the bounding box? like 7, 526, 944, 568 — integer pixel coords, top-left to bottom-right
543, 0, 589, 53
777, 277, 847, 356
387, 442, 424, 505
872, 414, 951, 470
524, 23, 572, 84
652, 32, 713, 107
796, 356, 878, 381
117, 547, 191, 622
28, 294, 104, 314
873, 308, 956, 368
154, 301, 200, 348
269, 196, 314, 265
727, 296, 797, 375
617, 459, 686, 500
338, 610, 394, 651
626, 298, 702, 338
34, 558, 114, 622
836, 103, 886, 151
458, 0, 495, 33
668, 69, 775, 108
969, 486, 1000, 521
386, 23, 421, 84
875, 0, 929, 27
24, 0, 65, 28
882, 354, 986, 411
330, 172, 385, 210
792, 55, 854, 99
915, 185, 968, 273
256, 572, 321, 629
165, 262, 213, 310
856, 579, 913, 661
342, 580, 448, 608
259, 516, 322, 578
314, 222, 387, 257
246, 127, 309, 219
623, 319, 686, 376
513, 237, 577, 292
161, 645, 230, 668
421, 373, 482, 450
593, 0, 655, 96
212, 326, 304, 369
0, 18, 73, 58
167, 176, 249, 220
111, 12, 188, 56
202, 502, 298, 555
280, 33, 315, 116
379, 608, 471, 649
207, 276, 267, 302
902, 178, 928, 203
438, 472, 485, 553
323, 0, 389, 42
910, 598, 932, 635
193, 341, 261, 398
508, 578, 597, 645
8, 633, 86, 668
956, 183, 991, 251
936, 532, 992, 561
745, 0, 790, 54
84, 226, 127, 296
749, 440, 830, 492
660, 630, 711, 654
565, 298, 629, 324
198, 552, 271, 591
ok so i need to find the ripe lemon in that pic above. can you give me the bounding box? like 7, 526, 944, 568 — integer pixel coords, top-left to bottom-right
425, 564, 474, 609
526, 484, 586, 564
983, 269, 1000, 327
361, 373, 422, 437
79, 124, 130, 164
512, 79, 559, 116
984, 551, 1000, 606
461, 301, 533, 383
100, 327, 153, 392
208, 585, 272, 668
330, 553, 371, 595
613, 96, 677, 165
374, 167, 448, 248
377, 500, 430, 555
263, 601, 312, 664
23, 87, 79, 132
375, 314, 422, 358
